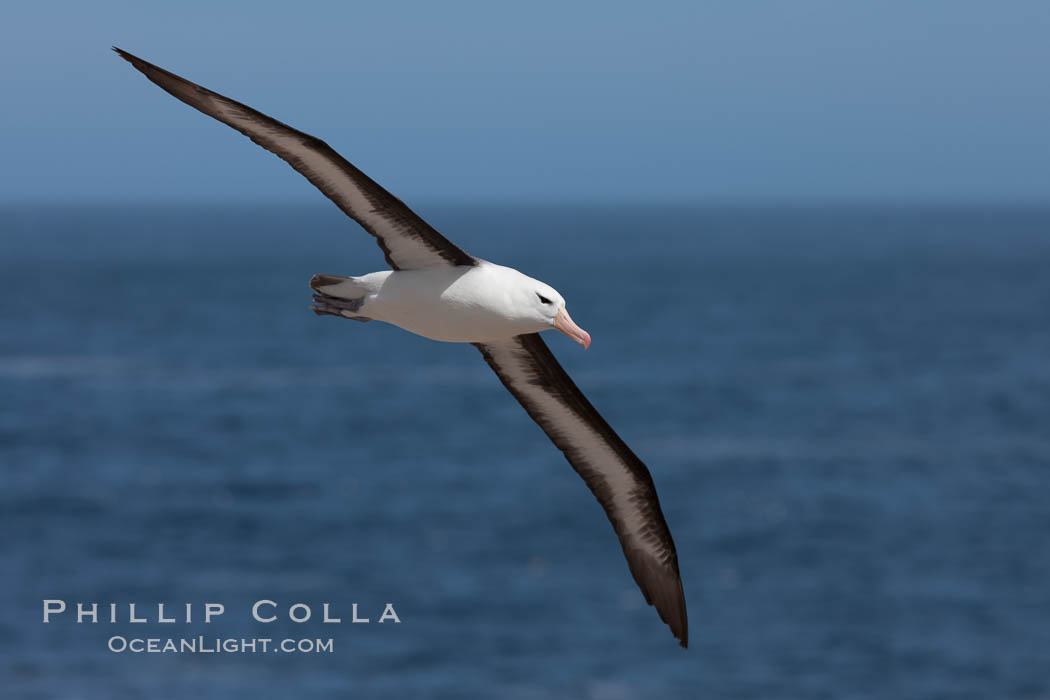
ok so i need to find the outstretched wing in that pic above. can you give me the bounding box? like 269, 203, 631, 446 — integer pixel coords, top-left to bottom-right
114, 48, 475, 271
474, 333, 688, 648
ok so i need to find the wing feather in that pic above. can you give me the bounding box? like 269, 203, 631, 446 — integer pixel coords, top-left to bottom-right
114, 48, 474, 270
474, 333, 688, 647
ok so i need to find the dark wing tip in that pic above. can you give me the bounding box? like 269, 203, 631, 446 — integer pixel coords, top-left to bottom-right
659, 581, 688, 649
112, 46, 136, 64
619, 537, 688, 647
630, 553, 689, 648
112, 47, 172, 83
658, 581, 689, 648
112, 47, 172, 87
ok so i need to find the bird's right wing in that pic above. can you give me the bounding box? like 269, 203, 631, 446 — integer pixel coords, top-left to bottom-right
474, 333, 688, 647
114, 48, 475, 271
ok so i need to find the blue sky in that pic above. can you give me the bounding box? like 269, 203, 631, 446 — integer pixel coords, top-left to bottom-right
2, 1, 1049, 204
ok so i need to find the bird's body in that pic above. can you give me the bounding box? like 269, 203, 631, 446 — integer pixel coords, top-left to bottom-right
315, 262, 570, 343
115, 47, 688, 648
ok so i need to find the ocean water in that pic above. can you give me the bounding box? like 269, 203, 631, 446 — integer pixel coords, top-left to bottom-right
2, 203, 1049, 698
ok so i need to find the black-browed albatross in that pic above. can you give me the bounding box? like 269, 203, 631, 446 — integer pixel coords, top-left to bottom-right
114, 47, 688, 648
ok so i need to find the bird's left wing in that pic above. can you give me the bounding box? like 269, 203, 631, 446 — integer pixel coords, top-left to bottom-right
473, 333, 688, 647
113, 48, 475, 271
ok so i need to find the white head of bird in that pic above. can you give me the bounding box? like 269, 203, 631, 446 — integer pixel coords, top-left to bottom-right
485, 266, 591, 349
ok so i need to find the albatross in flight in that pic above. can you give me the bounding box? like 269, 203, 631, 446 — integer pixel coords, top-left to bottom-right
115, 47, 688, 647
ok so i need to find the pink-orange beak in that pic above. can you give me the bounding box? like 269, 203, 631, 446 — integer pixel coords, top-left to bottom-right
554, 306, 591, 349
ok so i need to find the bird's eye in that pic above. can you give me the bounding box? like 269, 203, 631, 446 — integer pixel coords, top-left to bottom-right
537, 293, 552, 305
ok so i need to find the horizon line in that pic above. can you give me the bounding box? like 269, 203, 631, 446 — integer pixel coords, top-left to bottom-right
4, 195, 1050, 210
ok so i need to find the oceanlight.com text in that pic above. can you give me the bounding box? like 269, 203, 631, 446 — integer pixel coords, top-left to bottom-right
107, 636, 334, 654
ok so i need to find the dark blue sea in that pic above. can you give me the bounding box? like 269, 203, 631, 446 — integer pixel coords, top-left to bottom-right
2, 203, 1049, 698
